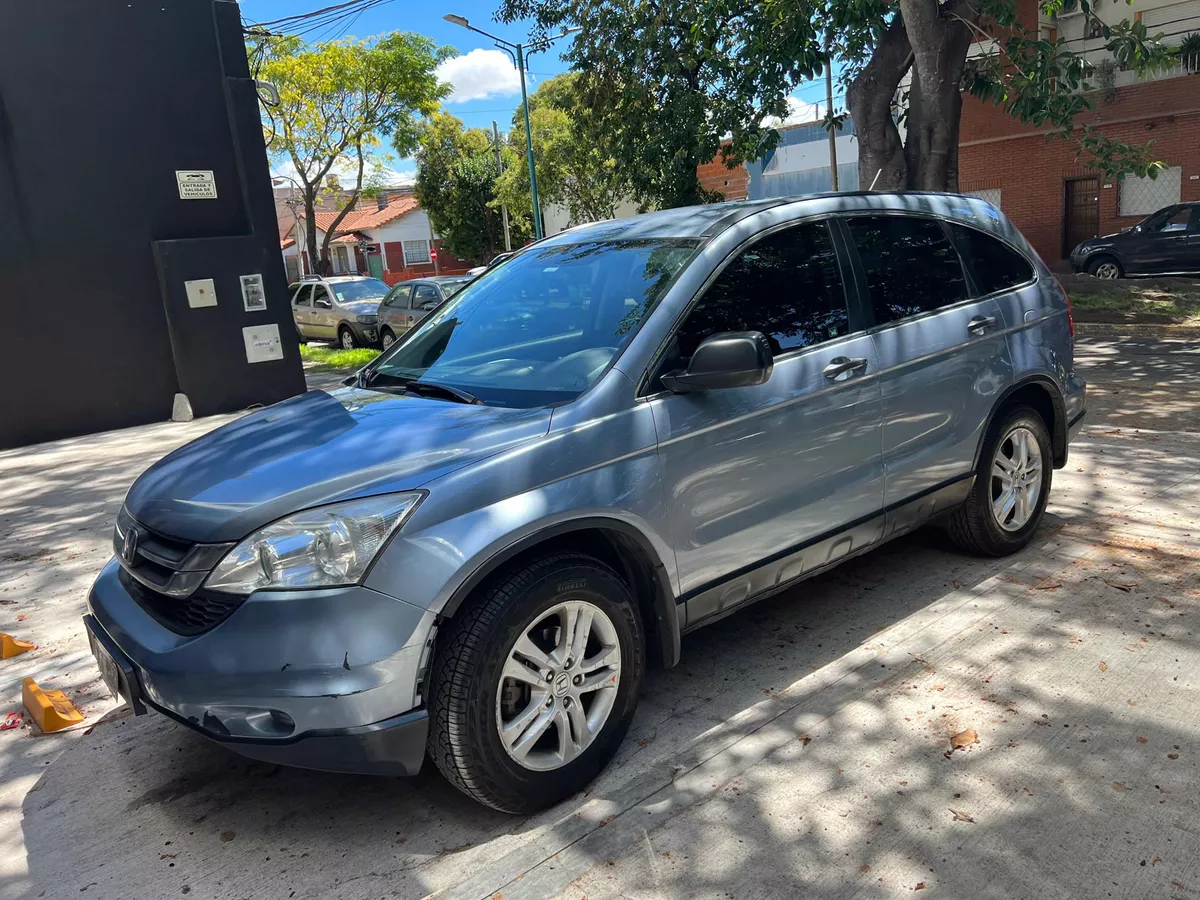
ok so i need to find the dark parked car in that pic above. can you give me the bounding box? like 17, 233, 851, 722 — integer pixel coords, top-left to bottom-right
377, 276, 474, 348
1070, 202, 1200, 278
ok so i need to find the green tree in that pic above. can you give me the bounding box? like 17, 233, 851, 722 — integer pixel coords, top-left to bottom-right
252, 33, 450, 271
499, 0, 826, 208
495, 73, 637, 227
500, 0, 1172, 198
413, 113, 531, 262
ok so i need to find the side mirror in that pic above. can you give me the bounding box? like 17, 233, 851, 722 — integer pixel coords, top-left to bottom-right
315, 298, 332, 309
1133, 225, 1144, 233
661, 331, 773, 393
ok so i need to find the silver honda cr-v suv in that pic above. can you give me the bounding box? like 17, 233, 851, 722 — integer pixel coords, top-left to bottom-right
86, 192, 1086, 813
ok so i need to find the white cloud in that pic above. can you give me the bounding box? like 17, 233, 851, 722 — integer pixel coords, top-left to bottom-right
762, 97, 825, 129
270, 158, 414, 189
436, 48, 521, 103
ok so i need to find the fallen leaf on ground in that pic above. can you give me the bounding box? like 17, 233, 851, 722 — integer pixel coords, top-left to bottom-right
1113, 782, 1126, 792
931, 685, 946, 691
1152, 857, 1161, 865
950, 809, 976, 823
1137, 736, 1148, 744
16, 614, 28, 621
860, 865, 871, 873
1167, 753, 1179, 760
1102, 579, 1136, 592
160, 853, 178, 860
915, 883, 927, 891
950, 728, 979, 751
219, 831, 235, 843
1098, 662, 1108, 672
798, 735, 812, 746
1036, 583, 1062, 591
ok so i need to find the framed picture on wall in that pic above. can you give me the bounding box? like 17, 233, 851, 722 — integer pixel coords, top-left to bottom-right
240, 273, 267, 312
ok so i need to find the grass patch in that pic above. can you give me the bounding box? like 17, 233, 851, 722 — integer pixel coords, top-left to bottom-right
1060, 275, 1200, 325
298, 344, 380, 371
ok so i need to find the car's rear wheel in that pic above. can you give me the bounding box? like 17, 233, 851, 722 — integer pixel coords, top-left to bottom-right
1087, 256, 1122, 279
947, 404, 1053, 557
337, 326, 357, 349
380, 328, 396, 350
427, 553, 644, 814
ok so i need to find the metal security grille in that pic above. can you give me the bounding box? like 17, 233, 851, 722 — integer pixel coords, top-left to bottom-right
1120, 167, 1182, 217
967, 188, 1003, 209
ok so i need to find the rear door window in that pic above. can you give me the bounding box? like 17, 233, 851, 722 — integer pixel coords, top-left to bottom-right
413, 284, 442, 310
845, 215, 968, 325
673, 220, 849, 359
950, 226, 1035, 296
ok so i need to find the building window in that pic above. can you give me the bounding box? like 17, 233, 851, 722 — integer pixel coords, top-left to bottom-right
966, 187, 1002, 209
1120, 166, 1181, 217
403, 240, 430, 266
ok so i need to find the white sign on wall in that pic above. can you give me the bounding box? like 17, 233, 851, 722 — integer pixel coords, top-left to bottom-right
243, 324, 283, 364
176, 170, 218, 200
184, 278, 217, 308
240, 273, 267, 312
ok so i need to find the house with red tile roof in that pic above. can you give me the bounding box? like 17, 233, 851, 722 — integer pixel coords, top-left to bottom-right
283, 194, 473, 283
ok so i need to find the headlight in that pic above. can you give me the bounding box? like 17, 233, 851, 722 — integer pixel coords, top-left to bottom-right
205, 493, 422, 595
356, 314, 378, 325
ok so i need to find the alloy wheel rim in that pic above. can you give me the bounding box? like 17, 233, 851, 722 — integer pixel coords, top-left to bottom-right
991, 425, 1043, 532
341, 331, 354, 349
495, 600, 621, 772
1095, 262, 1118, 279
382, 333, 393, 349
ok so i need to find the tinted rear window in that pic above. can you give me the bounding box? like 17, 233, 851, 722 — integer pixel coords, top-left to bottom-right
951, 225, 1034, 296
846, 215, 967, 325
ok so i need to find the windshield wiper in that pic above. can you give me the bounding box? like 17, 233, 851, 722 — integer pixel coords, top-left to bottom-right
403, 380, 480, 405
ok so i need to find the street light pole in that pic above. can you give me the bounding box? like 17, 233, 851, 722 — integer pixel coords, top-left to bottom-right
443, 14, 578, 242
515, 42, 543, 239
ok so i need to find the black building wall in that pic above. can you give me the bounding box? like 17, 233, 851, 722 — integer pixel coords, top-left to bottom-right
0, 0, 305, 448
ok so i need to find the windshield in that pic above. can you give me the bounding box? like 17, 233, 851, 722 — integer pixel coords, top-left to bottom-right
367, 238, 699, 407
330, 279, 390, 303
442, 278, 473, 297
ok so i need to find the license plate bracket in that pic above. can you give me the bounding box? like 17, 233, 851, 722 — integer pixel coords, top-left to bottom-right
84, 615, 146, 715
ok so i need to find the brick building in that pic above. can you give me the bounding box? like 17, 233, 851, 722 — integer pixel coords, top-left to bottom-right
958, 0, 1200, 262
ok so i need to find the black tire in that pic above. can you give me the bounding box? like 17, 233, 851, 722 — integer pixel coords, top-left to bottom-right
947, 404, 1053, 557
427, 553, 645, 814
380, 328, 395, 350
337, 326, 357, 349
1086, 255, 1122, 279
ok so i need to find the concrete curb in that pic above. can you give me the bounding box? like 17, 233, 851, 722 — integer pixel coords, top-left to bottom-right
1074, 322, 1200, 338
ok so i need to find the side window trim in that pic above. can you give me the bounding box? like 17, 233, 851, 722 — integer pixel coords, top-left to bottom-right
637, 216, 859, 399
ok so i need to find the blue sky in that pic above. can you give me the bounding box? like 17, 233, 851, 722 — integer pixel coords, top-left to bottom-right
241, 0, 837, 179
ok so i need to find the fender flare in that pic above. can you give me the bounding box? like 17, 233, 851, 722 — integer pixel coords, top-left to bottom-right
974, 375, 1068, 470
438, 516, 681, 668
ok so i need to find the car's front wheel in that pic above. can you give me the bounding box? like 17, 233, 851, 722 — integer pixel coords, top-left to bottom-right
427, 553, 644, 814
380, 328, 396, 350
1087, 256, 1122, 279
337, 326, 357, 349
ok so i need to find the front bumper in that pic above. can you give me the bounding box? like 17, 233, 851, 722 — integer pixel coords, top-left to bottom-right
85, 559, 434, 775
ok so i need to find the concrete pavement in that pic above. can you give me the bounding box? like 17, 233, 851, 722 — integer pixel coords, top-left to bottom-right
0, 335, 1197, 899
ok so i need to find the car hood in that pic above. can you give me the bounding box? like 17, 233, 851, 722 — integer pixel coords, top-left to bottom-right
339, 298, 383, 315
124, 389, 552, 544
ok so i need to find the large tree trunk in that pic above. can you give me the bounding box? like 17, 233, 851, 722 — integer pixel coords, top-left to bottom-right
847, 19, 912, 192
898, 0, 976, 191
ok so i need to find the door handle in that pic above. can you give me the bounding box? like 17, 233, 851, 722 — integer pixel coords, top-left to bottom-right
823, 356, 868, 380
967, 315, 997, 334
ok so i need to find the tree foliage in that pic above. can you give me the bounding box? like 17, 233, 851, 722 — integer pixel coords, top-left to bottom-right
499, 0, 826, 208
494, 73, 637, 227
502, 0, 1173, 200
413, 113, 532, 263
252, 33, 450, 270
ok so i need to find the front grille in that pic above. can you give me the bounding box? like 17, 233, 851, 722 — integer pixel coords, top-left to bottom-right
114, 507, 242, 635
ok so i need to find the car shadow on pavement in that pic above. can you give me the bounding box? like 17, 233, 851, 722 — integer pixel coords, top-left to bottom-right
12, 434, 1200, 899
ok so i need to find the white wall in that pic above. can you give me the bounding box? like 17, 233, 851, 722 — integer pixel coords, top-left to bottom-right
543, 198, 642, 237
369, 210, 437, 270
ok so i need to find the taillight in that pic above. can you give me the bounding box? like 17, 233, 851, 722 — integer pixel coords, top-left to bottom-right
1051, 274, 1075, 336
